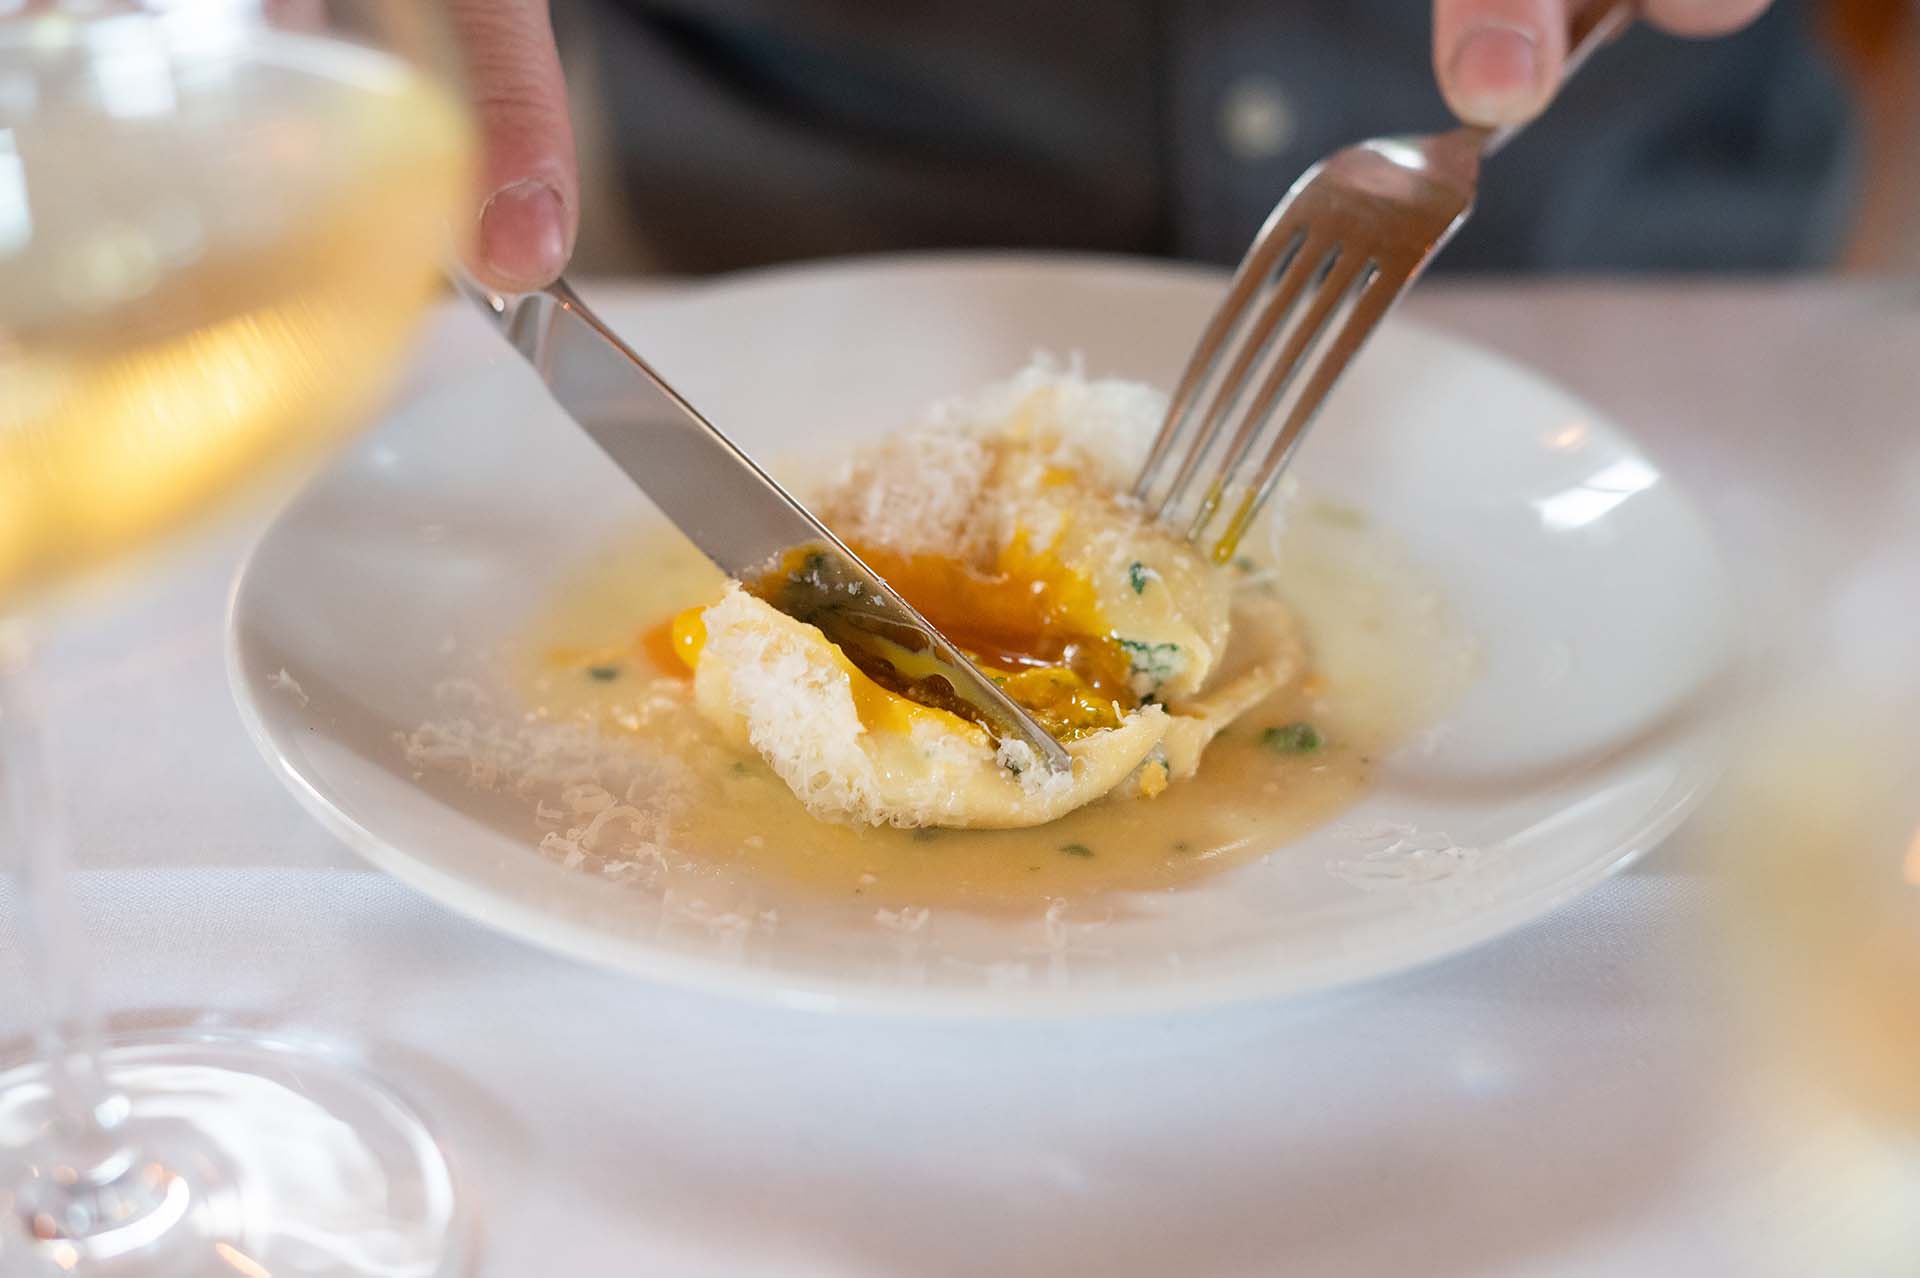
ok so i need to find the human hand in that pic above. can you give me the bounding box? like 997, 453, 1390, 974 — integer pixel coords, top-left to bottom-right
445, 0, 579, 292
1433, 0, 1775, 126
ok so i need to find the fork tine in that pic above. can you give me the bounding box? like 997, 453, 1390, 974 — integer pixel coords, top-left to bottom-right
1205, 264, 1405, 561
1132, 221, 1307, 503
1152, 235, 1338, 524
1183, 252, 1375, 545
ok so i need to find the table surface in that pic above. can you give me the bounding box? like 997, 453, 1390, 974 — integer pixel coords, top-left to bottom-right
4, 274, 1918, 1277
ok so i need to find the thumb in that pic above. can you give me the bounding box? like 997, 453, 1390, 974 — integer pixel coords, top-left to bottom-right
446, 0, 580, 292
1433, 0, 1570, 127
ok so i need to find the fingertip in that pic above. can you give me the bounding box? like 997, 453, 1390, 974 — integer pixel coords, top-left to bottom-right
475, 178, 572, 292
446, 0, 579, 291
1644, 0, 1773, 39
1441, 20, 1551, 126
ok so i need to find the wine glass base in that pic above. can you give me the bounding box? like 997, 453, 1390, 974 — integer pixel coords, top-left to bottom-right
0, 1032, 462, 1277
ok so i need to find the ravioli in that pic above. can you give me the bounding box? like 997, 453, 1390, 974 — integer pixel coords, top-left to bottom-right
688, 587, 1173, 829
668, 366, 1306, 829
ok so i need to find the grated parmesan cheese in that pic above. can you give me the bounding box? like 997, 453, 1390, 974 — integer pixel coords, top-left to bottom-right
398, 676, 694, 885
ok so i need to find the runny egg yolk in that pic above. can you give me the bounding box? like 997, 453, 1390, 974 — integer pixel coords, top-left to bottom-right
647, 540, 1139, 742
852, 541, 1138, 739
667, 608, 706, 669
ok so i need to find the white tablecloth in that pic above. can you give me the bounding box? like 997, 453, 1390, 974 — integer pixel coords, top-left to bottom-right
5, 278, 1917, 1277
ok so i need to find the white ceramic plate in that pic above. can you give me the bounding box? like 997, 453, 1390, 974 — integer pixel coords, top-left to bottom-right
229, 255, 1735, 1015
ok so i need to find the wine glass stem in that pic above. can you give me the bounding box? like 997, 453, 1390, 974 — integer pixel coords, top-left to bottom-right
1, 620, 127, 1171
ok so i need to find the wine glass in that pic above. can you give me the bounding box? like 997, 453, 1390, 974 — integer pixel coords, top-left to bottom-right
1702, 516, 1920, 1271
0, 3, 477, 1273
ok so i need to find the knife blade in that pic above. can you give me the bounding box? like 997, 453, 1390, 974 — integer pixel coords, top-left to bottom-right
452, 275, 1073, 775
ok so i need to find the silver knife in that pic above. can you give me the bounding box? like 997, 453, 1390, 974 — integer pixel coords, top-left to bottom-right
451, 275, 1073, 775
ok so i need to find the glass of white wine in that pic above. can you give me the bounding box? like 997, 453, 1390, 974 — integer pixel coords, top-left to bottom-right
0, 3, 476, 1273
1705, 570, 1920, 1269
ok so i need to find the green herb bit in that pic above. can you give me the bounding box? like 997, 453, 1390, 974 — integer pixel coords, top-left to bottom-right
587, 665, 621, 682
912, 827, 942, 842
730, 760, 750, 777
1128, 561, 1153, 594
1262, 722, 1322, 754
1060, 842, 1094, 858
1173, 840, 1192, 854
1233, 556, 1257, 573
1117, 638, 1183, 684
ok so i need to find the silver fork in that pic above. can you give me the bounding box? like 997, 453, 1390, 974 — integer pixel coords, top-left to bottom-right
1134, 1, 1633, 561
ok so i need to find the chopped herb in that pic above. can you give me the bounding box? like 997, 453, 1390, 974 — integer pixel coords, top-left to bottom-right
911, 827, 942, 842
1233, 556, 1257, 572
1173, 840, 1192, 854
587, 665, 621, 682
1262, 722, 1322, 754
730, 760, 750, 777
1128, 561, 1152, 594
802, 551, 827, 574
1060, 842, 1094, 858
1117, 638, 1183, 692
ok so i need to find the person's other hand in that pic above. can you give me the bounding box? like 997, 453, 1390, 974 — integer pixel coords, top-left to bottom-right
446, 0, 579, 292
1433, 0, 1775, 126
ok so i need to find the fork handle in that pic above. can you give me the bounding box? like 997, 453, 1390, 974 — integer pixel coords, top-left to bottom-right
1480, 0, 1636, 158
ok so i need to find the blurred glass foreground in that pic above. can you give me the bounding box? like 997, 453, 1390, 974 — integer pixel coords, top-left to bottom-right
1703, 669, 1919, 1262
1, 5, 476, 1273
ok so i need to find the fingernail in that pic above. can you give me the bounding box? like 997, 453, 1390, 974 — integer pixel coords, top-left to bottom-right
1447, 21, 1543, 124
479, 180, 568, 289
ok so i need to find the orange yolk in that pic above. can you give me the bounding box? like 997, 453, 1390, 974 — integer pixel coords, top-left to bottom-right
638, 609, 706, 676
640, 543, 1141, 741
846, 541, 1138, 739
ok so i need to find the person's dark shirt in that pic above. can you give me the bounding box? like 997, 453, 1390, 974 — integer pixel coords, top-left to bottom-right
577, 0, 1858, 273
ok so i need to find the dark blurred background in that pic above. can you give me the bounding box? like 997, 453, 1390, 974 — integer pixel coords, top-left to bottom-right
552, 0, 1919, 277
